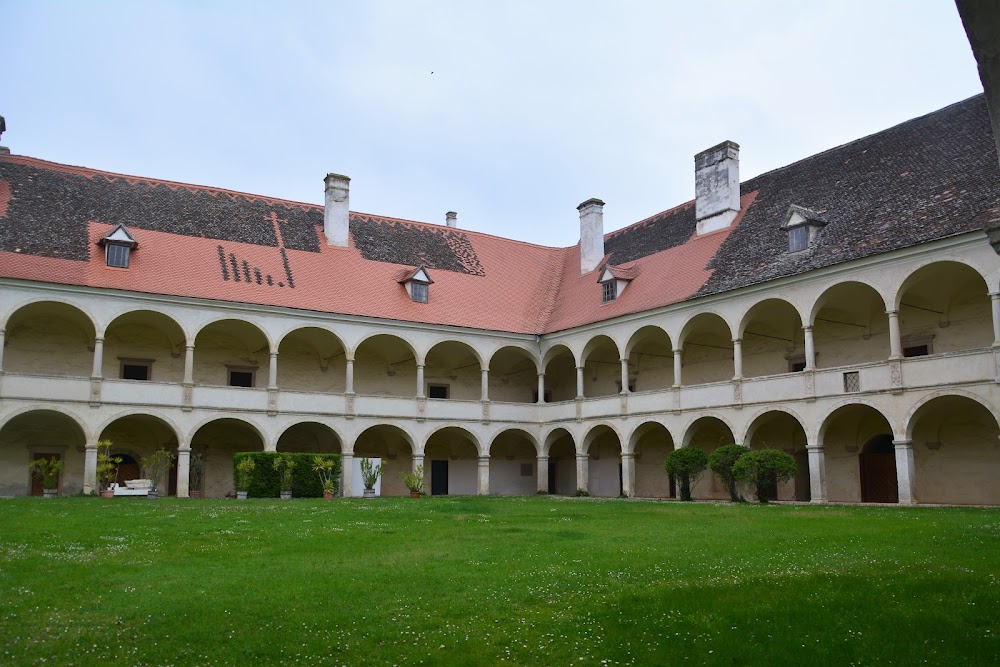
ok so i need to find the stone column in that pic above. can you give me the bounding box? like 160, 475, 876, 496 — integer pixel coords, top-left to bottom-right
481, 368, 489, 401
83, 442, 98, 494
537, 373, 545, 404
268, 351, 278, 388
575, 453, 589, 494
341, 452, 355, 497
732, 338, 743, 379
893, 439, 917, 505
412, 453, 424, 474
806, 444, 827, 503
345, 358, 355, 394
576, 365, 585, 398
416, 364, 425, 398
183, 344, 195, 384
0, 328, 5, 373
991, 292, 1000, 346
176, 446, 191, 498
536, 455, 549, 493
620, 358, 630, 394
477, 456, 490, 495
91, 336, 105, 378
803, 325, 816, 370
672, 348, 683, 387
621, 451, 635, 497
887, 310, 902, 359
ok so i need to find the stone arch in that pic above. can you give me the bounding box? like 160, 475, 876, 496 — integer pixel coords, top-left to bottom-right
488, 428, 539, 495
677, 310, 736, 347
192, 318, 272, 388
424, 340, 486, 401
423, 425, 482, 496
809, 280, 890, 369
189, 417, 267, 498
742, 409, 811, 501
1, 296, 98, 331
193, 316, 274, 352
816, 398, 896, 445
681, 414, 738, 500
488, 427, 540, 455
95, 409, 184, 446
892, 258, 990, 311
624, 325, 675, 391
541, 344, 577, 402
103, 310, 188, 383
581, 421, 626, 454
353, 333, 420, 397
808, 279, 889, 325
580, 335, 622, 398
487, 345, 541, 403
0, 408, 89, 496
276, 326, 348, 393
98, 412, 183, 495
2, 300, 98, 377
737, 298, 806, 378
542, 427, 577, 495
741, 405, 808, 445
0, 405, 90, 440
817, 401, 896, 503
628, 420, 675, 499
275, 421, 343, 454
353, 423, 417, 497
680, 412, 738, 449
904, 390, 1000, 441
581, 423, 623, 497
676, 312, 736, 385
187, 415, 269, 451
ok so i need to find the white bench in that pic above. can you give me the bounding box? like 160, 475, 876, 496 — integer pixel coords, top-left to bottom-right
110, 483, 151, 497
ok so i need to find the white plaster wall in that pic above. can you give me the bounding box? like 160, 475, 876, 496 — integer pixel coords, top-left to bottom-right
4, 315, 93, 376
103, 323, 185, 383
277, 340, 346, 393
634, 439, 672, 498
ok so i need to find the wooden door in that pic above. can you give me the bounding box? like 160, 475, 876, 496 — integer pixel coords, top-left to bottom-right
430, 460, 449, 496
860, 452, 898, 503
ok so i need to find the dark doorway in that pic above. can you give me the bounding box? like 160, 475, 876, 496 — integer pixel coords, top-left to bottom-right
860, 435, 898, 503
116, 454, 140, 486
548, 457, 557, 493
794, 450, 811, 501
430, 460, 449, 495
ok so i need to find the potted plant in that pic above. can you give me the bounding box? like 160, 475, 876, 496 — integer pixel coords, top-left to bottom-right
28, 456, 64, 498
273, 453, 295, 500
95, 439, 122, 498
141, 448, 176, 499
235, 457, 255, 500
360, 457, 384, 499
403, 464, 424, 498
188, 451, 206, 498
313, 456, 337, 499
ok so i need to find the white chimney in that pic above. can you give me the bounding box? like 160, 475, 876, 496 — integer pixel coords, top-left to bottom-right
578, 198, 605, 275
323, 173, 350, 247
694, 140, 740, 235
445, 211, 458, 228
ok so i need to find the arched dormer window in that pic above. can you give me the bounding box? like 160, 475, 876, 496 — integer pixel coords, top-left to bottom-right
98, 224, 138, 268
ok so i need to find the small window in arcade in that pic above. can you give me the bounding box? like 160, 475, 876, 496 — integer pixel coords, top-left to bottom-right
228, 367, 256, 388
902, 335, 933, 358
428, 383, 449, 399
532, 389, 553, 403
787, 354, 807, 373
120, 359, 153, 381
106, 243, 131, 268
788, 225, 809, 252
602, 280, 617, 303
411, 281, 429, 303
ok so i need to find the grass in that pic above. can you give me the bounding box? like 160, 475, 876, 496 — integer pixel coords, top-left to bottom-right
0, 496, 997, 666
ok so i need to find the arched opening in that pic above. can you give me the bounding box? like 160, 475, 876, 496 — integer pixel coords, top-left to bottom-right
679, 313, 734, 385
276, 422, 342, 454
626, 326, 674, 391
683, 416, 737, 500
99, 414, 180, 495
739, 299, 804, 378
583, 425, 622, 496
424, 341, 483, 401
353, 335, 418, 398
819, 403, 895, 503
354, 425, 414, 497
907, 395, 1000, 505
424, 427, 480, 495
489, 430, 538, 495
277, 327, 346, 393
812, 282, 888, 369
581, 335, 622, 398
189, 418, 265, 498
745, 411, 810, 501
542, 346, 577, 402
544, 428, 577, 495
896, 262, 992, 356
488, 347, 539, 403
193, 319, 270, 388
0, 410, 86, 496
630, 422, 675, 498
103, 310, 186, 383
3, 301, 95, 377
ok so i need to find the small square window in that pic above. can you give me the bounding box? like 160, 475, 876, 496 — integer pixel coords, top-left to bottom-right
787, 354, 806, 373
602, 281, 617, 303
120, 360, 152, 381
903, 345, 929, 358
788, 225, 809, 252
520, 463, 533, 477
411, 282, 428, 303
106, 243, 131, 268
843, 371, 861, 393
428, 384, 449, 399
228, 369, 255, 388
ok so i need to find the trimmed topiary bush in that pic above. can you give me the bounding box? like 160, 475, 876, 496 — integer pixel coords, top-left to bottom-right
732, 448, 796, 504
233, 452, 341, 498
665, 447, 708, 501
709, 444, 749, 502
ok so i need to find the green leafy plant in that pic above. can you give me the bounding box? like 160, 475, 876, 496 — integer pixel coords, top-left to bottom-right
95, 439, 122, 491
575, 488, 590, 497
313, 456, 337, 495
28, 456, 64, 489
709, 444, 749, 502
235, 457, 256, 492
141, 448, 177, 492
272, 454, 296, 492
188, 451, 206, 493
360, 457, 384, 491
665, 447, 708, 501
732, 448, 797, 504
233, 453, 340, 498
403, 464, 424, 494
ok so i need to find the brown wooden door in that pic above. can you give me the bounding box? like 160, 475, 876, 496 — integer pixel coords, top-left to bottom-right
29, 453, 61, 496
860, 452, 898, 503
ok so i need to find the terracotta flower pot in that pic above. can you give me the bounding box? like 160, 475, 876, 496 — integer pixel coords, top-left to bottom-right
323, 491, 333, 500
100, 489, 114, 499
410, 491, 421, 499
189, 490, 203, 499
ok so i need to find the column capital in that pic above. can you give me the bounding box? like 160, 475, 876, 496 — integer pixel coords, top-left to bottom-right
732, 337, 742, 344
84, 443, 98, 451
186, 343, 195, 351
537, 372, 545, 378
805, 443, 823, 451
892, 438, 912, 448
989, 291, 1000, 299
886, 309, 899, 317
536, 454, 549, 461
270, 351, 278, 358
478, 455, 490, 463
177, 446, 192, 454
803, 324, 813, 331
341, 451, 355, 458
94, 336, 105, 344
620, 451, 635, 460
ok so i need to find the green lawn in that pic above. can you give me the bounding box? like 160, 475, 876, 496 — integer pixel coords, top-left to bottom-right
0, 497, 997, 666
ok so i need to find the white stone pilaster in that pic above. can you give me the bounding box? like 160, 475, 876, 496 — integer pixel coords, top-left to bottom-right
345, 358, 354, 394
732, 338, 743, 379
576, 453, 589, 494
416, 364, 425, 398
893, 439, 916, 505
176, 446, 191, 498
672, 348, 683, 387
341, 452, 355, 497
536, 455, 549, 493
991, 292, 1000, 346
183, 344, 195, 384
481, 368, 489, 401
537, 373, 545, 404
803, 325, 816, 370
83, 443, 98, 494
806, 444, 826, 503
91, 336, 104, 378
887, 310, 902, 359
621, 451, 635, 497
477, 456, 490, 495
576, 365, 585, 398
620, 358, 630, 394
268, 351, 278, 388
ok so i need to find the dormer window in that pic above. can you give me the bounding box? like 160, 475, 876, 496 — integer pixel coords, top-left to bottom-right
399, 266, 434, 303
781, 205, 827, 253
598, 262, 637, 303
98, 224, 138, 268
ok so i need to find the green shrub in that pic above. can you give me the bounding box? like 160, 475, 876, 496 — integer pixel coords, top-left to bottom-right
665, 447, 708, 501
709, 444, 749, 502
732, 448, 796, 503
233, 452, 341, 498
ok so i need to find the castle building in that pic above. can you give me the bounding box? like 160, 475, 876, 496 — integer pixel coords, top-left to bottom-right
1, 95, 998, 504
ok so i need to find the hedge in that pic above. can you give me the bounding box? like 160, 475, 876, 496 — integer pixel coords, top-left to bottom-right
232, 452, 341, 498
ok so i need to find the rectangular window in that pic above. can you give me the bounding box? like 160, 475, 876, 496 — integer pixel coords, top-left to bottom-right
602, 281, 617, 303
411, 282, 428, 303
843, 371, 861, 393
520, 463, 533, 477
787, 354, 806, 373
531, 390, 553, 403
106, 243, 130, 268
903, 345, 929, 358
228, 368, 255, 388
120, 360, 152, 381
428, 383, 449, 399
788, 225, 809, 252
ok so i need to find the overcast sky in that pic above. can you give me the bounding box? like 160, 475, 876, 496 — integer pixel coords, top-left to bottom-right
2, 1, 984, 247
